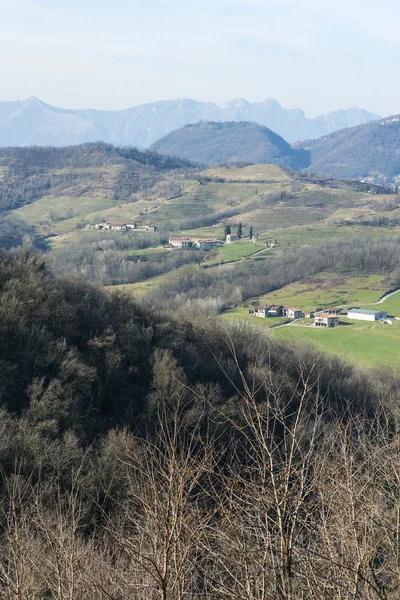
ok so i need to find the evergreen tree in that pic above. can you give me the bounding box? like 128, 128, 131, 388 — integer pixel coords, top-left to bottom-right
224, 223, 231, 237
249, 225, 253, 239
237, 222, 242, 239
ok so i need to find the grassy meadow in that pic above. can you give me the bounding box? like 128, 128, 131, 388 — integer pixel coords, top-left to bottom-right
243, 273, 389, 312
271, 317, 400, 368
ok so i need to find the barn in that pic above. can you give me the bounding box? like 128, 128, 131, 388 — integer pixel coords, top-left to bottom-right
347, 309, 387, 322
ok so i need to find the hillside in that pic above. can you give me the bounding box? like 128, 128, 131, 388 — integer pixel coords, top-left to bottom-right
3, 140, 400, 296
299, 115, 400, 181
0, 142, 191, 212
0, 96, 380, 147
150, 121, 310, 168
2, 250, 400, 599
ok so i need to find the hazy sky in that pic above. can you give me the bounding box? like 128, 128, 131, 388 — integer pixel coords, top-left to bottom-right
1, 0, 399, 116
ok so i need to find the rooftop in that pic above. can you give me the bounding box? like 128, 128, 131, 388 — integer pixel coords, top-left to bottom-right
347, 308, 384, 315
315, 313, 339, 319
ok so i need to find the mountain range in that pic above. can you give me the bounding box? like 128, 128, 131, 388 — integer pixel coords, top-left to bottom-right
0, 96, 380, 148
151, 121, 310, 169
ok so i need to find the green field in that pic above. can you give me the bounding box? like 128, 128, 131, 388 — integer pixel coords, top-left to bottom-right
200, 164, 293, 182
13, 196, 119, 226
220, 275, 400, 367
271, 318, 400, 368
362, 291, 400, 317
244, 273, 389, 312
125, 247, 172, 259
206, 241, 265, 264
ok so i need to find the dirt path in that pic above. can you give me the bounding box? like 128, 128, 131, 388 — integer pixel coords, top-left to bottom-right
270, 318, 302, 330
240, 245, 274, 262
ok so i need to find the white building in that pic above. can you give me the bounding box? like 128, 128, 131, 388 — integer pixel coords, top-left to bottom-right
347, 309, 387, 321
226, 234, 237, 243
169, 237, 195, 249
284, 307, 304, 320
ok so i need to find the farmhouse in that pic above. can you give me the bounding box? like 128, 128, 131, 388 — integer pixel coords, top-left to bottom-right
314, 313, 339, 328
93, 222, 157, 232
249, 304, 283, 318
169, 237, 224, 250
196, 239, 224, 250
347, 308, 387, 321
283, 307, 304, 320
169, 237, 195, 249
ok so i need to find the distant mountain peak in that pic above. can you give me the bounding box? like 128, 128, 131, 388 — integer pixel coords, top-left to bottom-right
24, 96, 46, 106
224, 98, 250, 109
261, 98, 282, 109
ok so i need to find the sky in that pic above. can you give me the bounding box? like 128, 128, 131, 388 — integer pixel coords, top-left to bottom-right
1, 0, 399, 117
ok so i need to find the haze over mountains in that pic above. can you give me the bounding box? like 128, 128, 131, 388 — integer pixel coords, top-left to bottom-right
0, 96, 380, 148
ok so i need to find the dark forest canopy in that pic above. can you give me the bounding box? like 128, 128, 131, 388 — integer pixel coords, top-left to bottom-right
297, 114, 400, 180
1, 249, 400, 598
0, 215, 47, 250
0, 248, 392, 441
151, 121, 311, 168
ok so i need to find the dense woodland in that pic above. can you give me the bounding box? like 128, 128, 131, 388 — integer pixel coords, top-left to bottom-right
151, 121, 311, 169
1, 250, 400, 599
299, 116, 400, 181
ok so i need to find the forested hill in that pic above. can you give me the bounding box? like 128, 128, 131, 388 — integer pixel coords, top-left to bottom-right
0, 142, 191, 212
298, 114, 400, 180
1, 249, 400, 598
151, 121, 310, 168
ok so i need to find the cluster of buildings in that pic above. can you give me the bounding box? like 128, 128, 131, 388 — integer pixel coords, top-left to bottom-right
93, 222, 157, 232
169, 233, 241, 250
249, 305, 389, 328
169, 237, 224, 250
249, 305, 304, 320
